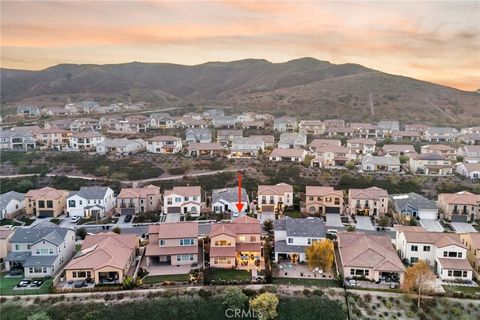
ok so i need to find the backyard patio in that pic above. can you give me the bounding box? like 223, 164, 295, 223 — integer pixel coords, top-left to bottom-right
276, 261, 335, 280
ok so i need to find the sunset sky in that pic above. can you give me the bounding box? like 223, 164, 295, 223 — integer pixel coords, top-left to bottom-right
1, 1, 479, 91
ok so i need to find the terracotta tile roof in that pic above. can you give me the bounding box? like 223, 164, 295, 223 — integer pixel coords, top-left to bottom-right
383, 144, 416, 153
310, 139, 341, 149
347, 138, 376, 145
0, 227, 14, 239
422, 144, 455, 151
210, 246, 236, 257
315, 145, 352, 154
164, 186, 201, 197
394, 225, 426, 233
438, 191, 480, 206
463, 232, 480, 249
65, 233, 138, 271
306, 186, 343, 198
402, 231, 465, 248
270, 148, 305, 158
148, 221, 198, 238
148, 135, 181, 142
437, 258, 473, 270
258, 183, 293, 196
210, 216, 261, 237
117, 185, 160, 199
72, 132, 104, 138
145, 245, 198, 256
236, 242, 261, 252
338, 232, 405, 273
349, 187, 388, 200
188, 142, 225, 151
25, 187, 68, 200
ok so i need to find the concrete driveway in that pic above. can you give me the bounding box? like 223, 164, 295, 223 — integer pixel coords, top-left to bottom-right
326, 214, 343, 227
419, 219, 444, 232
451, 222, 477, 233
166, 213, 181, 222
355, 216, 374, 230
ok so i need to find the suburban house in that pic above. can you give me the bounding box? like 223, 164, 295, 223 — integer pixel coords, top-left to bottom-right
41, 106, 69, 116
250, 135, 275, 148
64, 233, 139, 285
304, 186, 344, 215
458, 145, 480, 163
257, 183, 293, 214
382, 144, 417, 157
458, 133, 480, 146
114, 115, 149, 133
178, 117, 209, 128
0, 130, 37, 151
116, 185, 161, 215
235, 112, 255, 124
187, 142, 226, 157
17, 106, 40, 117
278, 132, 307, 149
392, 130, 422, 142
0, 228, 14, 261
348, 187, 389, 217
241, 121, 265, 130
67, 187, 116, 218
229, 136, 265, 158
338, 232, 405, 284
269, 148, 306, 162
185, 128, 212, 143
361, 155, 401, 172
395, 227, 472, 281
311, 146, 355, 168
34, 128, 72, 150
459, 232, 480, 276
211, 115, 237, 128
274, 116, 297, 132
409, 153, 452, 175
390, 193, 438, 220
146, 136, 182, 154
203, 109, 224, 119
70, 118, 102, 132
421, 145, 457, 160
323, 119, 345, 128
309, 139, 341, 152
96, 138, 146, 155
0, 191, 25, 220
216, 129, 243, 147
145, 222, 199, 267
347, 138, 376, 155
273, 217, 326, 263
209, 216, 263, 270
150, 113, 177, 129
163, 186, 203, 216
350, 123, 386, 139
5, 222, 75, 278
378, 120, 400, 133
438, 191, 480, 223
325, 127, 355, 137
456, 162, 480, 180
424, 127, 460, 142
70, 131, 105, 151
298, 120, 324, 135
25, 187, 69, 218
211, 187, 249, 215
405, 124, 429, 133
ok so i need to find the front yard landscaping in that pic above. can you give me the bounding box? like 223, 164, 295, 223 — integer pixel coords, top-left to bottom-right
204, 269, 251, 283
0, 219, 21, 226
443, 285, 480, 298
272, 277, 342, 287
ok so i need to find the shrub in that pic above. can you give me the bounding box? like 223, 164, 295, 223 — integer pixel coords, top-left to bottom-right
198, 288, 213, 298
313, 289, 323, 296
104, 294, 112, 301
302, 289, 312, 297
364, 293, 372, 303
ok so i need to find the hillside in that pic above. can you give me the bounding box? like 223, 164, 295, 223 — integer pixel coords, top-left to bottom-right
1, 58, 479, 125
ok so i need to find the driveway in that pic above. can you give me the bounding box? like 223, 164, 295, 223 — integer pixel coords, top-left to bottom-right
326, 214, 343, 227
355, 216, 374, 230
166, 213, 181, 222
419, 219, 444, 232
451, 222, 477, 233
116, 215, 132, 225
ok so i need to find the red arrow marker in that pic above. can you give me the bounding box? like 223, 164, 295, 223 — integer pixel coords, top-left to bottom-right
235, 171, 244, 212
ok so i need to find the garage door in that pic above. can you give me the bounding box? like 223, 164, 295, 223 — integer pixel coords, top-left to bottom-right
38, 210, 54, 218
121, 208, 135, 216
326, 207, 340, 214
451, 214, 468, 223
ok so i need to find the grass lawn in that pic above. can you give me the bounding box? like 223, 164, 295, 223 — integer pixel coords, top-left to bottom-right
50, 218, 62, 225
443, 285, 480, 296
272, 277, 342, 287
0, 273, 53, 296
142, 274, 190, 284
75, 244, 82, 251
0, 219, 21, 226
285, 210, 302, 218
206, 269, 251, 282
18, 217, 36, 226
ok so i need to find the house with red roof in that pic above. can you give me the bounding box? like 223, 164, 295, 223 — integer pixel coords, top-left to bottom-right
116, 185, 161, 215
438, 191, 480, 223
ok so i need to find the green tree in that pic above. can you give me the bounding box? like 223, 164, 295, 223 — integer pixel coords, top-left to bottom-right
263, 220, 274, 234
378, 215, 391, 228
222, 287, 248, 311
456, 155, 464, 163
28, 312, 51, 320
112, 226, 121, 234
345, 160, 355, 170
75, 227, 87, 240
399, 155, 410, 164
249, 292, 279, 320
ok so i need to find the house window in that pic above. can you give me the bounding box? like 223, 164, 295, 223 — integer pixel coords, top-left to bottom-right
410, 257, 419, 263
239, 236, 246, 242
159, 240, 165, 246
180, 238, 194, 246
38, 200, 45, 208
288, 238, 293, 244
46, 200, 53, 208
250, 236, 256, 242
308, 239, 312, 245
175, 197, 181, 203
423, 246, 430, 252
72, 271, 77, 278
176, 254, 194, 262
411, 245, 418, 252
68, 200, 76, 207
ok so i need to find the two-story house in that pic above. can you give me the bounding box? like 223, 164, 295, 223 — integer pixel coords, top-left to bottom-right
146, 222, 199, 267
163, 186, 203, 216
70, 131, 105, 151
257, 183, 293, 215
395, 226, 472, 281
185, 128, 212, 143
459, 232, 480, 276
347, 138, 376, 156
274, 217, 326, 263
34, 128, 72, 150
348, 187, 389, 217
273, 117, 297, 132
212, 187, 249, 216
0, 191, 25, 220
424, 127, 460, 142
230, 136, 265, 158
114, 115, 148, 133
211, 115, 237, 128
409, 153, 452, 175
67, 186, 116, 219
25, 187, 69, 218
392, 130, 422, 142
298, 120, 324, 135
421, 145, 457, 160
5, 222, 75, 278
17, 106, 40, 117
216, 129, 243, 147
209, 216, 263, 270
309, 139, 341, 153
456, 162, 480, 180
0, 130, 37, 150
438, 191, 480, 223
146, 136, 182, 154
278, 132, 307, 149
458, 145, 480, 163
382, 144, 417, 157
116, 185, 161, 215
311, 146, 356, 168
150, 113, 177, 129
305, 186, 344, 215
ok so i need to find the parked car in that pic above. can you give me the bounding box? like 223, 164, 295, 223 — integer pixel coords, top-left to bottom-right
73, 280, 87, 288
344, 279, 358, 287
125, 215, 133, 223
70, 216, 81, 223
9, 268, 23, 276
